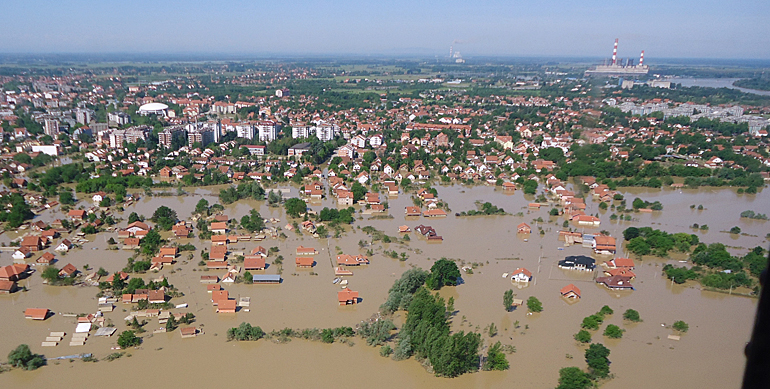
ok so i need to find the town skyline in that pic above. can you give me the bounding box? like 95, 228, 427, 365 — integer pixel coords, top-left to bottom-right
1, 0, 769, 59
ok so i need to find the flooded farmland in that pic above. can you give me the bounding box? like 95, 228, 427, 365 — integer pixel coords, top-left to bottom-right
1, 182, 766, 388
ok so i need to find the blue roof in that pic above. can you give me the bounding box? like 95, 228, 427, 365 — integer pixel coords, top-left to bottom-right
252, 274, 281, 282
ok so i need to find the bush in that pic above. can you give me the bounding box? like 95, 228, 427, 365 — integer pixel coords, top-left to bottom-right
556, 367, 593, 389
379, 344, 393, 357
598, 305, 613, 316
585, 343, 611, 379
117, 330, 141, 349
603, 324, 624, 339
526, 296, 543, 313
623, 309, 641, 322
672, 320, 689, 333
574, 330, 592, 343
482, 341, 509, 371
581, 316, 600, 330
425, 259, 460, 290
227, 322, 265, 341
7, 344, 46, 370
729, 226, 742, 234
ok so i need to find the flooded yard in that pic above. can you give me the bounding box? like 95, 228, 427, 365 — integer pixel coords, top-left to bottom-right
0, 181, 765, 388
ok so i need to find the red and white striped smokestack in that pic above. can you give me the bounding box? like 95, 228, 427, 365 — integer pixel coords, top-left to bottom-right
611, 39, 618, 65
639, 50, 645, 66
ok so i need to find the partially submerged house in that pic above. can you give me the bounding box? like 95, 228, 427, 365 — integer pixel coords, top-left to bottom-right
338, 287, 359, 305
337, 254, 369, 266
24, 308, 50, 320
558, 255, 596, 271
517, 223, 531, 234
596, 275, 635, 291
560, 284, 582, 299
510, 268, 533, 283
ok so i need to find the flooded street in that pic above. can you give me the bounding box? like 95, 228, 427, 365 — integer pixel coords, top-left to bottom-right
0, 181, 765, 388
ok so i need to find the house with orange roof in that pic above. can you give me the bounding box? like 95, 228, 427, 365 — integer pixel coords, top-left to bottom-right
207, 260, 228, 270
423, 209, 447, 218
37, 252, 56, 264
244, 256, 266, 271
217, 299, 237, 313
159, 247, 178, 259
560, 284, 581, 299
405, 206, 422, 217
337, 254, 369, 266
24, 308, 50, 320
604, 257, 635, 270
296, 246, 317, 255
211, 290, 229, 305
211, 235, 228, 246
511, 268, 533, 283
296, 257, 315, 268
398, 225, 411, 233
210, 222, 227, 234
338, 288, 359, 305
68, 209, 87, 221
517, 223, 531, 234
0, 280, 17, 294
251, 246, 267, 257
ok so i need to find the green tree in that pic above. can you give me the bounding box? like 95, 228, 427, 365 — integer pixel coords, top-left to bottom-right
7, 344, 45, 370
425, 259, 461, 290
574, 330, 592, 343
526, 296, 543, 313
195, 199, 210, 215
730, 226, 742, 234
59, 191, 75, 205
556, 367, 593, 389
128, 212, 142, 223
603, 324, 624, 339
503, 289, 514, 312
623, 309, 641, 322
165, 314, 177, 331
140, 229, 163, 256
351, 182, 367, 202
226, 322, 265, 341
585, 343, 611, 379
581, 316, 600, 330
41, 266, 60, 283
151, 206, 177, 230
284, 197, 307, 218
482, 341, 509, 371
117, 330, 141, 349
672, 320, 689, 333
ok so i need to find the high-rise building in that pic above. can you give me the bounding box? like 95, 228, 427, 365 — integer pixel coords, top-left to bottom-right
75, 109, 92, 125
258, 120, 280, 142
44, 118, 60, 137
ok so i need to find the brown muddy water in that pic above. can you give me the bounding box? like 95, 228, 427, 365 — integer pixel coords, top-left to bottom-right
0, 182, 766, 388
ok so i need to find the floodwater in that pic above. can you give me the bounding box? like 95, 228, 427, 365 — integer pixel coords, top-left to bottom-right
1, 180, 766, 388
672, 77, 770, 97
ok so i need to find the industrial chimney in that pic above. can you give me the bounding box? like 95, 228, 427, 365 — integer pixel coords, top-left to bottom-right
611, 39, 618, 66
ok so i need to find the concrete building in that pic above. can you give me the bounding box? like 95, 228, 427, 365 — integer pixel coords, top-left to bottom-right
44, 118, 60, 137
75, 108, 92, 125
108, 127, 149, 148
108, 111, 131, 127
257, 121, 280, 142
188, 129, 214, 148
236, 123, 254, 139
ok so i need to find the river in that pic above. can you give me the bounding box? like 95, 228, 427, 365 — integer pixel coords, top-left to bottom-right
0, 181, 766, 388
671, 77, 770, 97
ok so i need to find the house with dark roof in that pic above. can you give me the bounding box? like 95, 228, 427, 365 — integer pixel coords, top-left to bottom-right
558, 255, 596, 271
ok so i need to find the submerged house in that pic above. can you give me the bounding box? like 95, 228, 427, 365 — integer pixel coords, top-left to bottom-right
560, 284, 582, 299
596, 275, 635, 291
338, 287, 359, 305
558, 255, 596, 271
511, 268, 533, 283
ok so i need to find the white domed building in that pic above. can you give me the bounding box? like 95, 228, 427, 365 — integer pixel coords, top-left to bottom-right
137, 102, 169, 117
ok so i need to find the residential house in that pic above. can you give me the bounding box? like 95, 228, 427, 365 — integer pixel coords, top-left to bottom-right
558, 255, 596, 271
59, 263, 78, 278
337, 254, 369, 266
296, 257, 315, 268
511, 268, 533, 283
296, 246, 317, 255
338, 287, 359, 305
517, 223, 531, 234
244, 256, 266, 271
24, 308, 50, 320
596, 275, 634, 290
55, 239, 72, 252
560, 284, 581, 299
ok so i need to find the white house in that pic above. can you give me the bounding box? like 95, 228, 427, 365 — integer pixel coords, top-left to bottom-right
13, 247, 31, 260
511, 268, 532, 283
55, 239, 72, 252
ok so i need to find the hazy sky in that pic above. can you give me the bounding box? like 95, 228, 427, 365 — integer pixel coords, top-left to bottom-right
1, 0, 768, 59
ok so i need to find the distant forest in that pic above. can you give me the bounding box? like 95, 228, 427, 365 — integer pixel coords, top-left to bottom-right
734, 76, 770, 91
